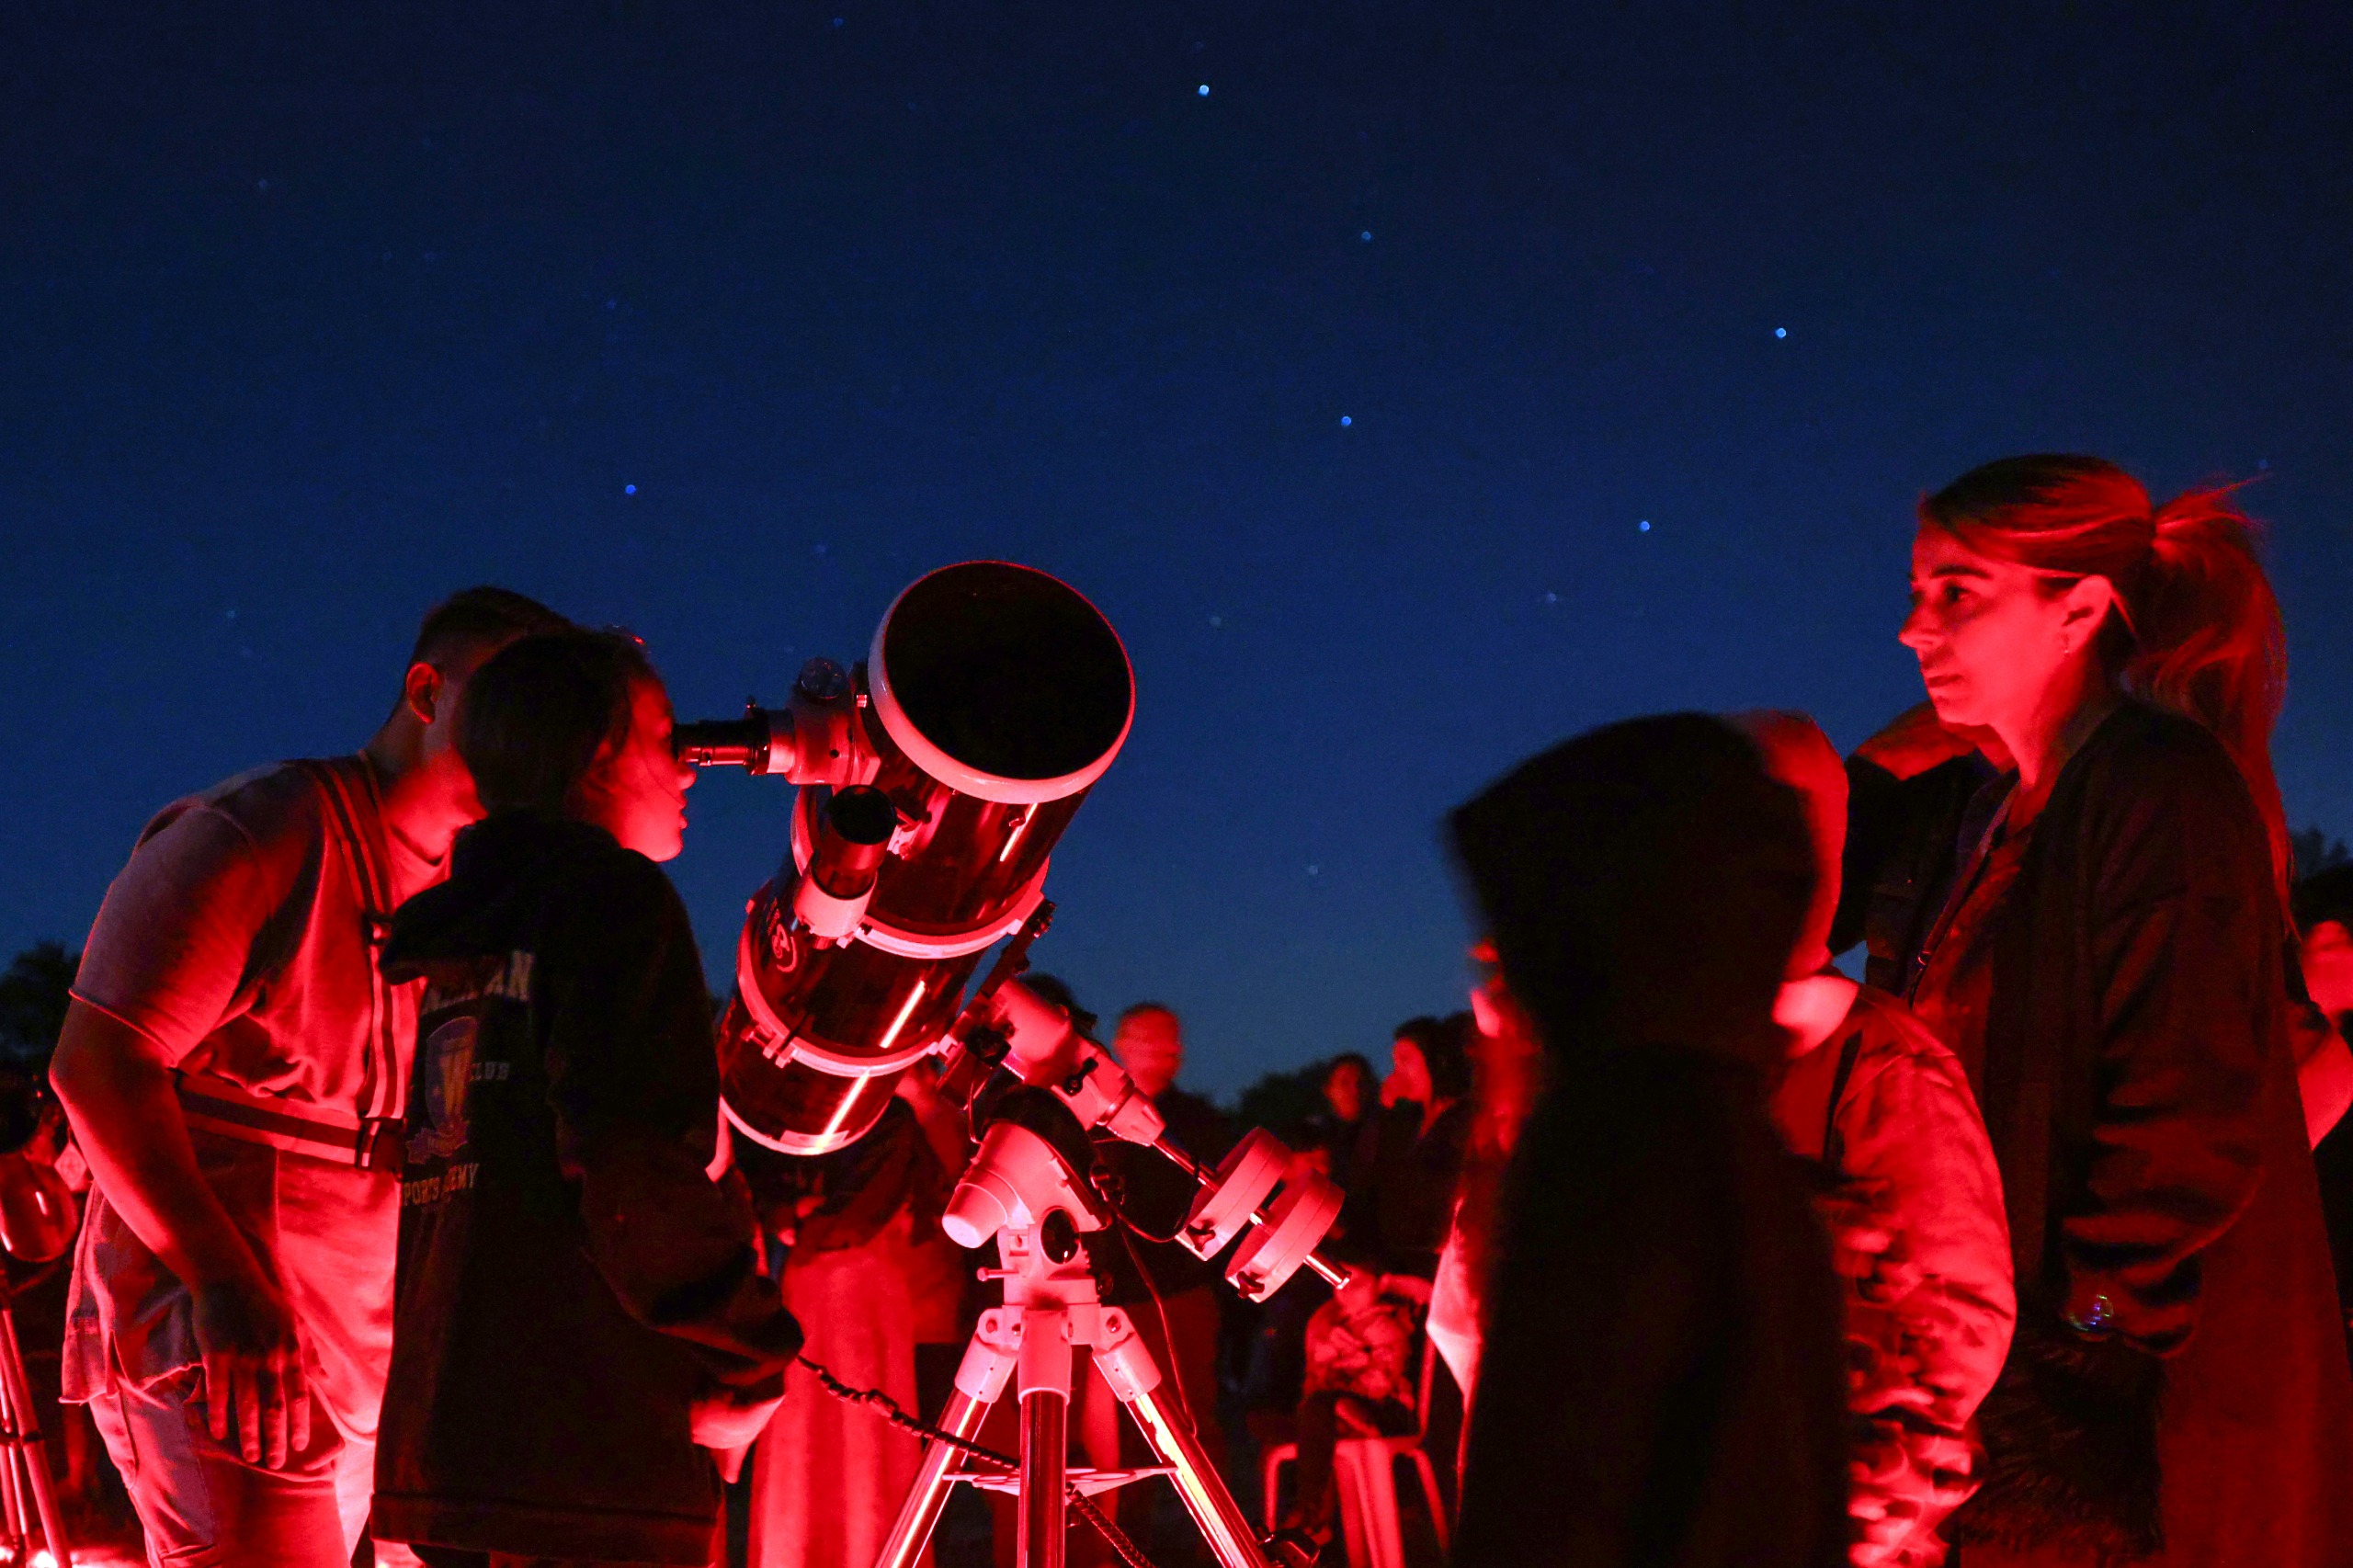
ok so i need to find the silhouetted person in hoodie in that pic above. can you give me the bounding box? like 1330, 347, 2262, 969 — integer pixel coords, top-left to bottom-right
1447, 714, 1847, 1568
373, 630, 802, 1567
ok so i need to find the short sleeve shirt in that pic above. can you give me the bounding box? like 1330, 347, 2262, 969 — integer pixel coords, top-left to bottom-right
63, 756, 442, 1417
73, 756, 439, 1114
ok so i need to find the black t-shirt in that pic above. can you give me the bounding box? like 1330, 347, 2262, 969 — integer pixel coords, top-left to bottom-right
1350, 1098, 1472, 1279
1092, 1085, 1233, 1302
378, 813, 801, 1564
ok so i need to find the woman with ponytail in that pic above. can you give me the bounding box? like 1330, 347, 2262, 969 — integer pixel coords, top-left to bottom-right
1894, 455, 2353, 1566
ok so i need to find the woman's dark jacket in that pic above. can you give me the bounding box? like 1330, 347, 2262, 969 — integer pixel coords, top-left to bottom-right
374, 813, 803, 1565
1935, 705, 2353, 1565
1347, 1096, 1472, 1279
1835, 750, 1998, 995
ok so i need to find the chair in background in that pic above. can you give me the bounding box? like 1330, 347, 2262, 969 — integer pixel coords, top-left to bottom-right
1259, 1327, 1450, 1568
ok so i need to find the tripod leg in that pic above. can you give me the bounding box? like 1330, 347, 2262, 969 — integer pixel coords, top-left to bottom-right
1017, 1308, 1071, 1568
1094, 1311, 1272, 1568
0, 1381, 23, 1559
0, 1307, 65, 1565
1021, 1387, 1068, 1568
875, 1311, 1021, 1568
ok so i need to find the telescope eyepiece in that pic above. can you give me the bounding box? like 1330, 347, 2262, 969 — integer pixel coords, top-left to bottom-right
675, 704, 790, 773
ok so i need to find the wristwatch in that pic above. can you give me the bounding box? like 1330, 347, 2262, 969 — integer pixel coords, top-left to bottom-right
2063, 1291, 2117, 1339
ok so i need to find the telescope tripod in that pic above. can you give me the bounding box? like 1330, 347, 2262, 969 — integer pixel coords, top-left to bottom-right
874, 1220, 1276, 1568
0, 1269, 67, 1567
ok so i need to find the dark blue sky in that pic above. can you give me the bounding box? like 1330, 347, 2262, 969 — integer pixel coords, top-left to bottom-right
7, 4, 2351, 1095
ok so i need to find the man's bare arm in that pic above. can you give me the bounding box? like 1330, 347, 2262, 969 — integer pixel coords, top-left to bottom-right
51, 999, 312, 1468
53, 1001, 258, 1288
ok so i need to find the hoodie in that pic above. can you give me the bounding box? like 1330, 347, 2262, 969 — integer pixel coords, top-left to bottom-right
1447, 715, 1848, 1568
375, 812, 801, 1564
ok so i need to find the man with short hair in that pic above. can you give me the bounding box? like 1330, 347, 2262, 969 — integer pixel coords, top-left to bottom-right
50, 586, 568, 1568
1068, 1002, 1231, 1563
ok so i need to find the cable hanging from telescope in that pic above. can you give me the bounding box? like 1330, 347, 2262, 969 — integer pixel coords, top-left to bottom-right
1114, 1222, 1205, 1441
1086, 1158, 1206, 1440
794, 1353, 1165, 1568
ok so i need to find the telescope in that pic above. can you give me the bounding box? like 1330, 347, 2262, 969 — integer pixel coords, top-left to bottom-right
680, 561, 1350, 1568
871, 972, 1345, 1568
0, 1071, 75, 1566
676, 560, 1134, 1156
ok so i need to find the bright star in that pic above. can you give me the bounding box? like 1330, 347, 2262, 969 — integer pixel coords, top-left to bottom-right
1639, 520, 1651, 532
623, 483, 637, 495
1774, 326, 1787, 338
1198, 84, 1211, 97
1339, 415, 1352, 426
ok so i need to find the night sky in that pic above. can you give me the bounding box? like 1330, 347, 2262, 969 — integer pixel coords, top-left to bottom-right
7, 5, 2352, 1096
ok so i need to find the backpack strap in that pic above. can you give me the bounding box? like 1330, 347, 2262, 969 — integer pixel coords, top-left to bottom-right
176, 758, 407, 1172
304, 758, 401, 1119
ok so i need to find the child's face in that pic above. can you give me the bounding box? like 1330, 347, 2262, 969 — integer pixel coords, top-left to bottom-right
579, 676, 695, 862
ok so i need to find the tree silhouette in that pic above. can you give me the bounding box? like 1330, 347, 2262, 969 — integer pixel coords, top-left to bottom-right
0, 942, 78, 1064
1233, 1058, 1332, 1138
2293, 825, 2352, 881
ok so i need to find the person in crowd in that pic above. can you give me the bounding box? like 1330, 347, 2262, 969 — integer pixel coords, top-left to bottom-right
2302, 867, 2353, 1027
1304, 1053, 1377, 1180
1446, 712, 1847, 1568
1425, 946, 1545, 1426
1271, 1259, 1418, 1551
1840, 701, 2353, 1150
1021, 973, 1097, 1044
1831, 703, 2006, 997
893, 1053, 981, 1424
1097, 1003, 1233, 1449
1238, 1139, 1339, 1435
1270, 1030, 1463, 1548
372, 629, 801, 1567
1060, 1001, 1232, 1562
2294, 864, 2353, 1350
1893, 455, 2353, 1565
1351, 1017, 1472, 1284
742, 1095, 949, 1568
1338, 1013, 1475, 1509
1739, 711, 2015, 1568
49, 586, 566, 1568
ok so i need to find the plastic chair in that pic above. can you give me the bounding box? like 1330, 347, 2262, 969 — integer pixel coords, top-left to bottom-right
1260, 1328, 1451, 1568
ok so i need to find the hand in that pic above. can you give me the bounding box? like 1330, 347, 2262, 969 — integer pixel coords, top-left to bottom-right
1376, 1272, 1434, 1307
189, 1272, 312, 1469
1852, 702, 2005, 780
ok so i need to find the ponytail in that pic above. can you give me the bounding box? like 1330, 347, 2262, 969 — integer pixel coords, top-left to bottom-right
2128, 485, 2289, 892
1923, 456, 2290, 900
